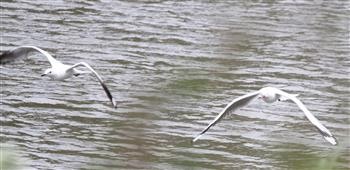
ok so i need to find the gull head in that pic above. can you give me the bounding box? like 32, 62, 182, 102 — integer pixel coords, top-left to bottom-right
258, 87, 278, 103
41, 68, 53, 78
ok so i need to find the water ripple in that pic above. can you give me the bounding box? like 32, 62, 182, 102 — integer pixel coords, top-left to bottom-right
1, 0, 349, 169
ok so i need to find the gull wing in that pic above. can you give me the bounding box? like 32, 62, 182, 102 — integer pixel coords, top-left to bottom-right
274, 88, 337, 145
0, 46, 60, 66
192, 90, 260, 142
68, 62, 117, 108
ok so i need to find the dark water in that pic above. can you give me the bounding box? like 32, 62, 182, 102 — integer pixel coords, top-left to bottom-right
1, 0, 349, 169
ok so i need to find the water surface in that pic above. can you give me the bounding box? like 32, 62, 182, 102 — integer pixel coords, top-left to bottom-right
1, 0, 349, 169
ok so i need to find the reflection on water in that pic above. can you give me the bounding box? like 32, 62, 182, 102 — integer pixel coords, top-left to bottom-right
1, 0, 349, 169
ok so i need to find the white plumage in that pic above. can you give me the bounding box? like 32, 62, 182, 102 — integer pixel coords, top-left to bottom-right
0, 46, 117, 108
193, 87, 337, 145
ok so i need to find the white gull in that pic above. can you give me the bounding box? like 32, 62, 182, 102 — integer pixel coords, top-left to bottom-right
0, 45, 117, 108
192, 87, 337, 145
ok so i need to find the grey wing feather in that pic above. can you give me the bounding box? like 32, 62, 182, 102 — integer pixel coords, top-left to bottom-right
0, 47, 32, 64
68, 62, 117, 108
192, 90, 260, 142
274, 88, 337, 145
0, 46, 59, 66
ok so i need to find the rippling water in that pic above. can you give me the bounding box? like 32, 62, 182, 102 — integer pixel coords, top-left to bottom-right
1, 0, 349, 169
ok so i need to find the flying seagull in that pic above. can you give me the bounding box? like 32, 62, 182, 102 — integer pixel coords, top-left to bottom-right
192, 87, 337, 145
0, 45, 117, 108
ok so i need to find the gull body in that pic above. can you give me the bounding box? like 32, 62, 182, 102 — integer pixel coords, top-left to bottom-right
259, 87, 279, 103
0, 45, 117, 108
42, 62, 81, 80
43, 63, 69, 80
193, 87, 337, 145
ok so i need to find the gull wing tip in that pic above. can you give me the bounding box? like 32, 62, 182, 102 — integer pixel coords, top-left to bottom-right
324, 136, 338, 146
112, 99, 118, 108
192, 134, 203, 143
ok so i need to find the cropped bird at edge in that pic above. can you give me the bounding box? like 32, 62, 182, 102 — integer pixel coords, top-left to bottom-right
0, 46, 117, 108
192, 87, 337, 145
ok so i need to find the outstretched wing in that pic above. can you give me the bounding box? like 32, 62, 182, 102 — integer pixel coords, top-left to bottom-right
0, 46, 60, 66
68, 62, 117, 108
274, 88, 337, 145
192, 90, 260, 142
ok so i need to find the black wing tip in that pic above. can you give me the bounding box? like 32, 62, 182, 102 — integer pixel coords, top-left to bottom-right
318, 128, 338, 146
325, 135, 338, 146
112, 100, 118, 109
0, 50, 13, 64
0, 46, 35, 64
101, 82, 117, 108
191, 137, 199, 145
192, 130, 206, 143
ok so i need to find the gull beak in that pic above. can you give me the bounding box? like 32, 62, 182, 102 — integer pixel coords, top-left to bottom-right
41, 73, 46, 77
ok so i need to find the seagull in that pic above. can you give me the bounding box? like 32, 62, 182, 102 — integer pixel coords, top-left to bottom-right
0, 45, 117, 108
192, 87, 337, 145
